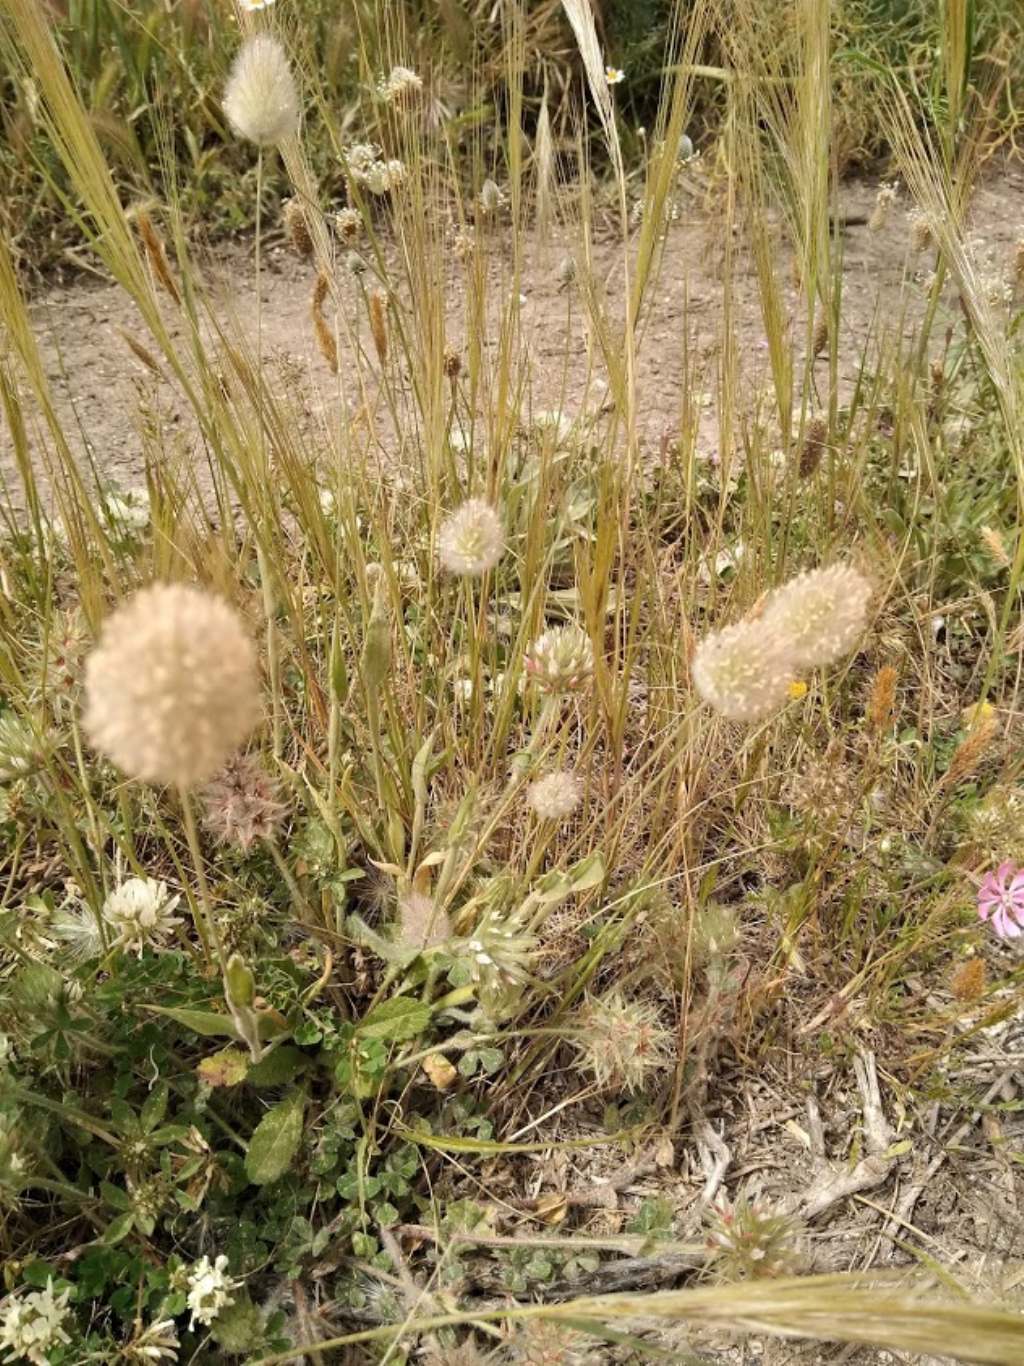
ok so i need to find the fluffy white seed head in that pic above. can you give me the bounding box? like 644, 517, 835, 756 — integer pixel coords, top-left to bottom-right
525, 624, 594, 695
84, 583, 262, 788
760, 563, 872, 669
438, 498, 505, 575
691, 618, 794, 722
223, 34, 299, 148
527, 770, 583, 822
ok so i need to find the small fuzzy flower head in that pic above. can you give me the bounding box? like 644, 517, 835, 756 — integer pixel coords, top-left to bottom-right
759, 563, 872, 670
84, 583, 261, 788
0, 1279, 72, 1366
335, 206, 361, 243
573, 991, 671, 1092
527, 770, 582, 822
691, 618, 793, 722
223, 34, 299, 148
525, 624, 594, 695
705, 1198, 803, 1281
456, 907, 536, 1012
397, 891, 452, 951
121, 1317, 180, 1364
104, 877, 182, 956
977, 860, 1024, 940
378, 65, 422, 104
200, 754, 286, 853
186, 1255, 238, 1329
478, 178, 505, 214
438, 499, 505, 575
511, 1319, 598, 1365
605, 66, 625, 85
0, 713, 42, 782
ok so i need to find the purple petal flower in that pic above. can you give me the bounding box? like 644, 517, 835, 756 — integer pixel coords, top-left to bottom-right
977, 861, 1024, 940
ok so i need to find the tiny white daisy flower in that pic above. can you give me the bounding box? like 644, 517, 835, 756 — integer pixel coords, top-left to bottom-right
605, 67, 625, 86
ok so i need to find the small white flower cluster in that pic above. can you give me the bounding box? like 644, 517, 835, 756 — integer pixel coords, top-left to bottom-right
104, 877, 182, 957
377, 65, 422, 104
692, 563, 872, 723
0, 1280, 72, 1366
438, 499, 505, 576
344, 143, 407, 195
105, 486, 151, 533
186, 1255, 237, 1329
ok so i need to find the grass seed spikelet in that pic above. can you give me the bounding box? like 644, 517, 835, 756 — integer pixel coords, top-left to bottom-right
760, 563, 872, 670
223, 34, 299, 148
84, 583, 261, 788
438, 498, 505, 575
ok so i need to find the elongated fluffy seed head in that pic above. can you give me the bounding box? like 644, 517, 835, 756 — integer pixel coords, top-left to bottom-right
438, 498, 505, 575
691, 618, 794, 722
84, 584, 261, 788
760, 563, 872, 669
223, 35, 299, 148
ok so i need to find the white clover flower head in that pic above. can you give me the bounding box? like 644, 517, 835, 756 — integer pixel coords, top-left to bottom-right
378, 65, 422, 103
0, 1279, 72, 1366
223, 34, 299, 148
525, 624, 594, 695
84, 583, 262, 788
105, 486, 151, 533
759, 563, 872, 670
344, 143, 406, 194
104, 877, 182, 957
527, 771, 583, 822
438, 499, 505, 575
384, 158, 407, 191
691, 618, 794, 722
186, 1255, 237, 1329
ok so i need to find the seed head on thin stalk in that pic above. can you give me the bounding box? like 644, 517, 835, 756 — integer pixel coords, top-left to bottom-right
84, 583, 261, 790
527, 770, 582, 822
691, 618, 793, 723
223, 34, 299, 148
438, 499, 505, 576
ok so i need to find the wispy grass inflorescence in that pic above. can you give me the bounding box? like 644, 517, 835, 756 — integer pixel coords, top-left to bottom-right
84, 584, 261, 788
223, 34, 299, 148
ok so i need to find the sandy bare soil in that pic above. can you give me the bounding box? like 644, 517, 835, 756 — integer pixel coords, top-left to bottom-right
6, 168, 1022, 513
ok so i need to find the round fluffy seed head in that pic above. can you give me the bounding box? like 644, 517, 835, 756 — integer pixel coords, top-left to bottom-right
438, 498, 505, 575
691, 618, 794, 722
760, 563, 872, 669
527, 770, 583, 822
223, 34, 299, 148
84, 583, 261, 788
525, 624, 594, 695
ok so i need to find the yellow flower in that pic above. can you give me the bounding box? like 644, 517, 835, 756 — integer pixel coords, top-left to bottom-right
605, 67, 625, 86
788, 680, 808, 700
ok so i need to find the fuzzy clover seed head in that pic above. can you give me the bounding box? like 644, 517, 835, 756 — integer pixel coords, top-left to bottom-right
527, 770, 583, 822
223, 34, 299, 148
84, 583, 261, 788
438, 499, 505, 575
691, 618, 794, 722
760, 563, 872, 669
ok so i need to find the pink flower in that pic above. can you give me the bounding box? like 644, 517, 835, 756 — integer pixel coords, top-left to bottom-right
977, 861, 1024, 939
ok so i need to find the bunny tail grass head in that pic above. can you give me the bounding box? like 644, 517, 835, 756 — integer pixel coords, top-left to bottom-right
223, 34, 299, 148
